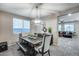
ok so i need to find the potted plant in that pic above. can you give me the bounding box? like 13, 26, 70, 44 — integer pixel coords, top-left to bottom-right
48, 27, 53, 45
48, 27, 52, 33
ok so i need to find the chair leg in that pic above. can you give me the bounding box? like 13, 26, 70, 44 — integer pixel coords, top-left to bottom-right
48, 50, 50, 56
42, 53, 44, 56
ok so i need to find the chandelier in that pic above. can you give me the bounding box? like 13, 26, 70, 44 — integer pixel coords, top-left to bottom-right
33, 3, 42, 24
30, 3, 47, 32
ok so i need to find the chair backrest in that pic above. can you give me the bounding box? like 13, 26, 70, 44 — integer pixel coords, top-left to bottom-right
41, 33, 52, 52
18, 33, 22, 43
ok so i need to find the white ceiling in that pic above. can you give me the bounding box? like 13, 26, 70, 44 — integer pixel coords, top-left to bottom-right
0, 3, 79, 18
59, 12, 79, 22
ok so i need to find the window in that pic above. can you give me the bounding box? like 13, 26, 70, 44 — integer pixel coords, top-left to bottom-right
13, 18, 30, 33
58, 24, 62, 31
64, 23, 74, 32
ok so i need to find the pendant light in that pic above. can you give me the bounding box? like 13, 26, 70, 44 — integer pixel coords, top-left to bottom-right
34, 4, 41, 24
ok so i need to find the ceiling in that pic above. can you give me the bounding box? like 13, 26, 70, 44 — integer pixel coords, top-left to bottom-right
0, 3, 79, 18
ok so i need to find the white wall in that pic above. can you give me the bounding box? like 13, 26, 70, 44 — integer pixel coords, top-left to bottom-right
0, 11, 31, 46
74, 22, 79, 38
43, 16, 58, 46
0, 12, 17, 46
31, 15, 58, 46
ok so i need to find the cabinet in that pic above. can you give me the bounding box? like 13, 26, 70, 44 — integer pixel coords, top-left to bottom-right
0, 42, 8, 52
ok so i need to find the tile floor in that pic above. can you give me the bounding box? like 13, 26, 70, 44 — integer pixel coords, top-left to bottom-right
0, 37, 79, 56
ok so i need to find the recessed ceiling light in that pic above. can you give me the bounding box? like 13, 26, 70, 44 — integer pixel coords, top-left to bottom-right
68, 13, 72, 16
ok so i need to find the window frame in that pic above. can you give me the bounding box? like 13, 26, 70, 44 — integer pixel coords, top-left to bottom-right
13, 17, 30, 34
64, 23, 75, 32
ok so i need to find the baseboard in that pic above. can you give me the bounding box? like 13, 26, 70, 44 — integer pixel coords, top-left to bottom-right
8, 42, 17, 47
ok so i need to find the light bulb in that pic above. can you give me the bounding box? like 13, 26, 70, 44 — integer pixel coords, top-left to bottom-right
68, 13, 72, 16
34, 19, 41, 23
35, 20, 41, 23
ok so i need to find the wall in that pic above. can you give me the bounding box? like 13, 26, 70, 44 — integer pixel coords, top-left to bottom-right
31, 15, 58, 46
0, 11, 31, 46
74, 21, 79, 38
43, 16, 58, 46
0, 12, 17, 46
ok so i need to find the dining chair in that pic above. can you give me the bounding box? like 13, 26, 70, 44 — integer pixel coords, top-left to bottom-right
34, 33, 52, 56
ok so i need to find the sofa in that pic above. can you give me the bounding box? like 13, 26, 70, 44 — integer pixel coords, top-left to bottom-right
59, 31, 73, 38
